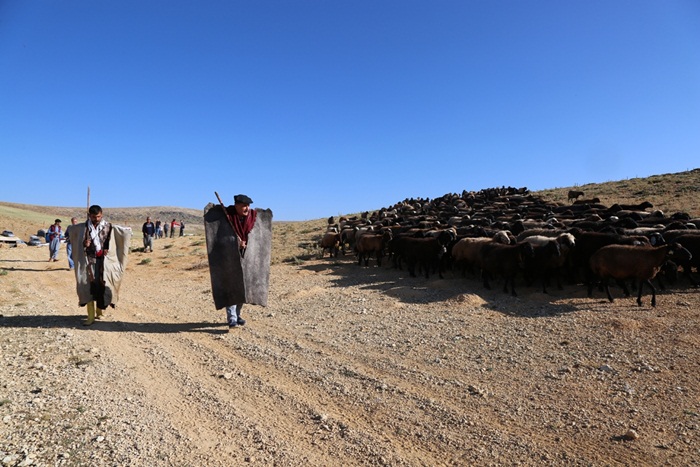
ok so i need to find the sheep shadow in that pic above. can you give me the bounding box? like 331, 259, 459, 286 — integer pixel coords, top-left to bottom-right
300, 256, 583, 317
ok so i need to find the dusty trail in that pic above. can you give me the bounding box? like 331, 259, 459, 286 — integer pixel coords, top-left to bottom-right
1, 237, 699, 466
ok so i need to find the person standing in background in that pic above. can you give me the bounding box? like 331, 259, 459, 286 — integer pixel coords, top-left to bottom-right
65, 217, 78, 269
163, 221, 169, 238
179, 220, 185, 237
170, 219, 178, 238
47, 219, 62, 262
142, 216, 155, 252
155, 219, 162, 239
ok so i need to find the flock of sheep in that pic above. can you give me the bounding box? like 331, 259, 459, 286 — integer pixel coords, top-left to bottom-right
319, 187, 699, 307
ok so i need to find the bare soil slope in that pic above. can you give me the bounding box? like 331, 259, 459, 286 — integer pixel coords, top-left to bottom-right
1, 171, 699, 466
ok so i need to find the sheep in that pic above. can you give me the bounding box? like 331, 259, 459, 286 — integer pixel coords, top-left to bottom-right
355, 230, 392, 267
479, 242, 536, 296
608, 201, 654, 212
319, 231, 341, 258
393, 230, 452, 279
569, 230, 648, 285
588, 242, 692, 307
340, 225, 373, 255
516, 228, 567, 243
668, 234, 700, 286
450, 237, 492, 276
521, 233, 576, 292
568, 190, 584, 203
521, 239, 561, 293
573, 197, 601, 205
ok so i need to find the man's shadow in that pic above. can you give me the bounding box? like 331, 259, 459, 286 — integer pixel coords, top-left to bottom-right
0, 314, 229, 334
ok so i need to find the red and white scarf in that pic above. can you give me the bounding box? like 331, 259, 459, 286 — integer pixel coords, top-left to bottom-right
88, 219, 107, 252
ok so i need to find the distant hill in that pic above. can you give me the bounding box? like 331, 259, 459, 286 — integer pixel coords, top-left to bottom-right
2, 168, 699, 248
535, 168, 700, 217
0, 203, 206, 241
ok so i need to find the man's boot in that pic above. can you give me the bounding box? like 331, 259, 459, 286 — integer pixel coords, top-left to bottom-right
84, 302, 95, 326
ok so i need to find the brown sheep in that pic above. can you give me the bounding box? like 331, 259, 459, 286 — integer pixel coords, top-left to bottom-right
568, 190, 584, 203
588, 243, 692, 307
355, 230, 392, 266
319, 231, 341, 258
451, 231, 511, 276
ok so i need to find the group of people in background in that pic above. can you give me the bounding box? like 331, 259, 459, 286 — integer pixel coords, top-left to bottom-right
47, 215, 188, 263
141, 217, 186, 252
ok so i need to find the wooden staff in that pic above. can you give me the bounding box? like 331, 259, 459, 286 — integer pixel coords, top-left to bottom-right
215, 191, 236, 233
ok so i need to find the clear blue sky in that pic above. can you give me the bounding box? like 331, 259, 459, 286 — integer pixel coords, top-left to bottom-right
1, 1, 699, 221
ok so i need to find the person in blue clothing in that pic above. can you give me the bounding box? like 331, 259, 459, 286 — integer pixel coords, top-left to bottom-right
47, 219, 62, 262
65, 217, 78, 269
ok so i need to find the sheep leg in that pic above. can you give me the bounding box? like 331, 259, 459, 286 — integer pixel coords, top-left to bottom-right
640, 279, 657, 307
684, 267, 700, 287
482, 271, 491, 290
556, 274, 564, 290
655, 274, 665, 291
617, 279, 631, 297
587, 280, 595, 298
407, 260, 417, 277
503, 275, 517, 296
603, 280, 615, 303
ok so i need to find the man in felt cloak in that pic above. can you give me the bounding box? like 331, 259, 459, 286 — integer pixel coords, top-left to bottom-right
68, 205, 132, 326
204, 194, 272, 330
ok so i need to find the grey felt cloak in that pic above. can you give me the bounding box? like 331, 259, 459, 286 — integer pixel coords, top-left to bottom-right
204, 203, 273, 309
68, 223, 132, 307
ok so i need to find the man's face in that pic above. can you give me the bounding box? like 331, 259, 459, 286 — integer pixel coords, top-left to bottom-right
235, 203, 250, 217
147, 217, 151, 223
89, 212, 103, 225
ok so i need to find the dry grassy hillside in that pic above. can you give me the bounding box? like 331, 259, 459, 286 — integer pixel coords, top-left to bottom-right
0, 203, 205, 242
537, 168, 700, 218
3, 169, 698, 260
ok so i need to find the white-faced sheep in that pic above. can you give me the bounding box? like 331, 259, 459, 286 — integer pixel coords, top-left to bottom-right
588, 243, 692, 307
450, 231, 512, 276
521, 233, 575, 293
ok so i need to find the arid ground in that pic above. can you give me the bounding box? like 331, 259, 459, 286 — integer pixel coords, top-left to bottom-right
1, 171, 699, 466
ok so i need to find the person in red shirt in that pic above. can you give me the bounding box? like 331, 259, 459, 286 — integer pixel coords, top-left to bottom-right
170, 219, 179, 238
